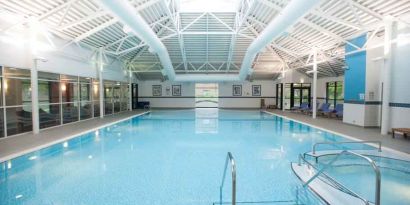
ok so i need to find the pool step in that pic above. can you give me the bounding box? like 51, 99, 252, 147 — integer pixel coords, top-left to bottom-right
304, 149, 410, 162
291, 162, 374, 205
212, 200, 298, 205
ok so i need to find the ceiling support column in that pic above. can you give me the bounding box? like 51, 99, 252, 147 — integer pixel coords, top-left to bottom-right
31, 59, 40, 134
128, 71, 133, 111
381, 16, 396, 135
27, 23, 40, 134
98, 48, 105, 118
312, 48, 318, 119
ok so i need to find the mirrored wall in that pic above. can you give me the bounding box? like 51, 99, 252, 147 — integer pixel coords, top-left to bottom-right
0, 66, 130, 138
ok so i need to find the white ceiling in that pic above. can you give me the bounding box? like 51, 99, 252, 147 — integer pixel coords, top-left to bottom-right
0, 0, 409, 80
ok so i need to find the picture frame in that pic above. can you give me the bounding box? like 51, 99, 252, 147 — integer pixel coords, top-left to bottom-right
232, 85, 242, 96
252, 85, 261, 96
172, 85, 181, 96
152, 85, 162, 96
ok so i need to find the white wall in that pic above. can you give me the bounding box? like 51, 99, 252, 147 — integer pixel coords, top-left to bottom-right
138, 81, 196, 108
0, 34, 128, 82
389, 21, 410, 129
138, 80, 276, 108
219, 81, 275, 108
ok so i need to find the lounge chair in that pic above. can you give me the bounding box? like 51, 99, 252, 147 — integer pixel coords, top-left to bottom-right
318, 103, 331, 115
392, 128, 410, 139
291, 102, 308, 112
305, 102, 320, 114
332, 104, 343, 118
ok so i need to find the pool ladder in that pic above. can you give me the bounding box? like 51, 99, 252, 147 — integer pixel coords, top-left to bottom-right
219, 152, 236, 205
298, 150, 381, 205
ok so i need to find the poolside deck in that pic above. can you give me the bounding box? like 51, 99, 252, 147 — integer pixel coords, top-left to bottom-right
0, 110, 149, 163
264, 109, 410, 155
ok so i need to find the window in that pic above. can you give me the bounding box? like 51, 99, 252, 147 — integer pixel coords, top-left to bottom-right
326, 81, 343, 108
104, 81, 113, 115
93, 80, 100, 117
120, 83, 129, 111
0, 67, 130, 138
38, 72, 60, 129
113, 83, 121, 113
79, 77, 92, 120
4, 67, 32, 135
61, 75, 79, 124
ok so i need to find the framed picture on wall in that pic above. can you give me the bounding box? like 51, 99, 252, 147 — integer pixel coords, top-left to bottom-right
232, 85, 242, 96
172, 85, 181, 96
152, 85, 162, 96
252, 85, 261, 96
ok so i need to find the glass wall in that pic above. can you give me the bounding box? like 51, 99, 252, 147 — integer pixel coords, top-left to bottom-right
4, 67, 33, 136
104, 81, 113, 115
61, 75, 79, 124
38, 72, 61, 129
0, 68, 4, 138
121, 83, 129, 111
79, 77, 92, 120
0, 66, 130, 138
113, 83, 121, 113
92, 80, 100, 117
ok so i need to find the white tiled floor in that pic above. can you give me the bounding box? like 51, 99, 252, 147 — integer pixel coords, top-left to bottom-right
0, 110, 149, 162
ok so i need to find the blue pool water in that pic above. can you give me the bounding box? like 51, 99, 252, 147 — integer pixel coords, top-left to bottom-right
0, 109, 408, 205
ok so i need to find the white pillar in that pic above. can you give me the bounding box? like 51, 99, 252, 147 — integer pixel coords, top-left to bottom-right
31, 59, 40, 134
128, 71, 133, 111
98, 48, 104, 118
381, 16, 396, 135
312, 48, 318, 119
27, 22, 40, 134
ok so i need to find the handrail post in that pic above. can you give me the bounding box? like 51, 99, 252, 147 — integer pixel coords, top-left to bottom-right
219, 152, 236, 205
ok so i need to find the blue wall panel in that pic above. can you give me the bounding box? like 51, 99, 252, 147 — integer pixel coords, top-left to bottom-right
344, 35, 367, 102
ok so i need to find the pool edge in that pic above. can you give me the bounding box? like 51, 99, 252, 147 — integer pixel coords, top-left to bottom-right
0, 111, 150, 163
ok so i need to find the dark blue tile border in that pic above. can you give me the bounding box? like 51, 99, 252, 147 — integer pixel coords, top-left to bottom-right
344, 101, 410, 108
390, 103, 410, 108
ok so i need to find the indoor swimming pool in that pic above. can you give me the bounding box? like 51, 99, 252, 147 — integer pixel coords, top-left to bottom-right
0, 109, 409, 205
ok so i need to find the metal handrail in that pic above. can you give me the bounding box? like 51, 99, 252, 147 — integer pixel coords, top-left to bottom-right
300, 151, 381, 205
219, 152, 236, 205
312, 141, 382, 154
298, 154, 369, 204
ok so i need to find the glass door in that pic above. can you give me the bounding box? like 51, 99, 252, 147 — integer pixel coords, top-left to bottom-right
293, 89, 301, 107
301, 88, 310, 104
290, 83, 311, 108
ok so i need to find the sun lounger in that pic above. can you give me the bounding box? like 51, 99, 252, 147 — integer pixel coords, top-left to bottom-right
333, 104, 343, 118
318, 103, 331, 115
392, 128, 410, 139
291, 102, 308, 112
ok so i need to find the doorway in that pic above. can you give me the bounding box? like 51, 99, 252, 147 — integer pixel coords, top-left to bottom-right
290, 83, 311, 108
195, 83, 218, 108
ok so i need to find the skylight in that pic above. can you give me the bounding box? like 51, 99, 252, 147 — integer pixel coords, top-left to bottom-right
179, 0, 240, 12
